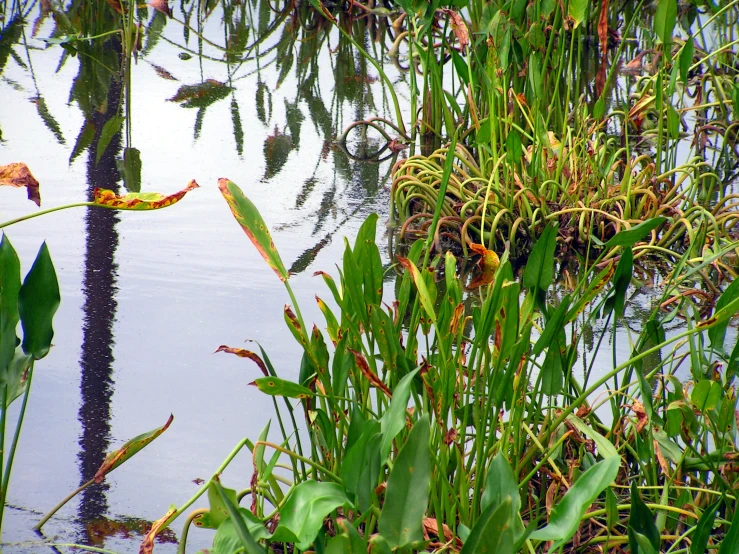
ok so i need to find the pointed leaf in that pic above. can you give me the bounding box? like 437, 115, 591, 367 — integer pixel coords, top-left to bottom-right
218, 178, 289, 282
249, 376, 313, 398
379, 368, 421, 460
213, 481, 265, 554
94, 414, 174, 483
628, 483, 660, 553
523, 224, 557, 293
397, 257, 436, 324
460, 497, 515, 554
378, 416, 431, 549
271, 481, 349, 550
604, 217, 666, 250
94, 180, 199, 210
19, 242, 59, 359
690, 498, 722, 554
96, 115, 124, 163
530, 456, 620, 546
654, 0, 677, 46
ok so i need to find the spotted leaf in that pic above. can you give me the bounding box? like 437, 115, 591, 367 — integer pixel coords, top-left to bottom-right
93, 180, 199, 210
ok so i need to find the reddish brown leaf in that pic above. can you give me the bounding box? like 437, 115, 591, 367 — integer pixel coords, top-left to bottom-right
139, 507, 176, 554
148, 0, 172, 17
93, 180, 199, 210
0, 162, 41, 206
214, 345, 269, 377
450, 302, 465, 336
441, 9, 469, 50
654, 439, 670, 475
598, 0, 609, 57
349, 348, 392, 398
423, 518, 460, 547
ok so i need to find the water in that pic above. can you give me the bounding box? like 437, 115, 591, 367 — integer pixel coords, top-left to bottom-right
0, 3, 399, 551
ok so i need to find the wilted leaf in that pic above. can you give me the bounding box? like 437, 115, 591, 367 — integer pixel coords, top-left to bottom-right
598, 0, 609, 56
467, 243, 499, 288
349, 348, 392, 398
218, 178, 289, 282
93, 180, 199, 210
0, 162, 41, 206
214, 345, 269, 376
139, 507, 176, 554
148, 0, 172, 17
441, 9, 469, 49
94, 414, 174, 483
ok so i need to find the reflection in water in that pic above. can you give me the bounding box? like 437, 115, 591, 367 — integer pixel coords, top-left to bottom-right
76, 65, 123, 535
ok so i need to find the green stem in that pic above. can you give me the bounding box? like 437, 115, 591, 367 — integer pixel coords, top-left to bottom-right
0, 203, 94, 229
34, 478, 95, 531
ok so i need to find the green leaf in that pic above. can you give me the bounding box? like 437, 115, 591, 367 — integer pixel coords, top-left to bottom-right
475, 118, 491, 145
691, 380, 722, 413
568, 0, 588, 28
122, 147, 142, 193
218, 179, 289, 282
718, 501, 739, 554
690, 498, 722, 554
679, 37, 694, 84
566, 416, 619, 458
379, 367, 421, 460
533, 295, 571, 356
505, 130, 522, 165
0, 348, 33, 406
523, 224, 557, 294
341, 419, 380, 502
96, 115, 124, 163
211, 508, 270, 553
250, 376, 313, 399
213, 482, 265, 554
654, 0, 677, 46
272, 481, 349, 550
530, 456, 620, 546
207, 480, 239, 528
628, 483, 660, 553
19, 242, 60, 359
397, 257, 436, 324
604, 217, 667, 250
603, 247, 633, 318
709, 276, 739, 353
378, 416, 431, 549
461, 497, 515, 554
93, 414, 174, 482
0, 235, 21, 369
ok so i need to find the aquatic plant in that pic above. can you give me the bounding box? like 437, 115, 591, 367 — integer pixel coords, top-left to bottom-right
134, 180, 739, 554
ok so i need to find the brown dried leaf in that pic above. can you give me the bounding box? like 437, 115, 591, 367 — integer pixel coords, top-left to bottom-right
630, 401, 648, 433
214, 345, 269, 377
654, 439, 670, 475
349, 348, 392, 398
148, 0, 172, 17
598, 0, 609, 57
139, 507, 176, 554
423, 518, 460, 546
0, 162, 41, 206
467, 243, 499, 288
441, 9, 469, 50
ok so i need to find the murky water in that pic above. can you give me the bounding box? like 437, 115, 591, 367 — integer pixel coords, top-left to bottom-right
1, 3, 400, 551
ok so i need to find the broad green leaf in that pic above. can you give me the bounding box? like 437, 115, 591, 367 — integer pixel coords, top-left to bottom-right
654, 0, 677, 46
94, 180, 199, 210
568, 0, 588, 28
271, 481, 349, 550
93, 414, 173, 482
19, 242, 59, 359
250, 376, 313, 399
628, 483, 660, 553
213, 482, 265, 554
505, 130, 522, 165
475, 118, 491, 145
96, 115, 124, 163
369, 534, 393, 554
603, 217, 666, 250
530, 456, 620, 546
566, 416, 619, 458
207, 480, 239, 528
690, 498, 722, 554
378, 416, 431, 549
379, 367, 421, 460
523, 223, 557, 294
218, 179, 289, 282
480, 452, 523, 540
341, 420, 381, 504
460, 497, 515, 554
691, 380, 722, 413
211, 508, 270, 553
